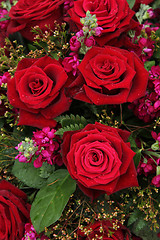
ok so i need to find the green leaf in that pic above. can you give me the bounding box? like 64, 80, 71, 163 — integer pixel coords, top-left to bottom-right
30, 169, 76, 233
39, 162, 55, 179
153, 47, 160, 59
127, 0, 136, 9
128, 209, 141, 226
144, 61, 155, 71
27, 44, 37, 51
133, 149, 142, 168
128, 133, 142, 168
55, 114, 87, 127
55, 123, 85, 136
55, 114, 88, 136
0, 15, 10, 21
12, 160, 48, 189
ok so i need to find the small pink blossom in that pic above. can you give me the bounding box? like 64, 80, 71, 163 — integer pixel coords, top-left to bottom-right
0, 9, 9, 30
62, 54, 79, 76
137, 155, 156, 176
64, 0, 74, 13
76, 30, 84, 38
149, 66, 160, 79
151, 175, 160, 187
84, 36, 96, 47
70, 36, 81, 51
93, 26, 103, 36
0, 72, 11, 86
32, 127, 63, 167
138, 38, 155, 62
22, 223, 49, 240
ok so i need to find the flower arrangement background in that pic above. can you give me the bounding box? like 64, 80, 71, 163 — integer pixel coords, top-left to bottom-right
1, 0, 160, 239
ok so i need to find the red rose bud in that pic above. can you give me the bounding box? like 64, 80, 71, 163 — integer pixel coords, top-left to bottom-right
62, 122, 138, 200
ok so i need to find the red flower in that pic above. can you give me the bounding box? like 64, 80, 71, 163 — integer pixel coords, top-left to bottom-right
7, 56, 71, 128
77, 220, 132, 239
68, 0, 138, 46
7, 0, 65, 41
0, 180, 30, 240
62, 122, 138, 199
67, 46, 149, 105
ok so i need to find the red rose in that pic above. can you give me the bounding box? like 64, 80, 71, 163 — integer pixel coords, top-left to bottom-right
67, 46, 149, 105
7, 55, 71, 128
62, 122, 138, 199
68, 0, 138, 46
78, 220, 132, 239
0, 180, 30, 240
7, 0, 65, 41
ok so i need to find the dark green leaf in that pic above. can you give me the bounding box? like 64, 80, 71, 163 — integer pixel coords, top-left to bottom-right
127, 0, 136, 9
144, 61, 155, 71
12, 160, 48, 188
128, 209, 141, 226
30, 169, 76, 233
39, 162, 55, 179
133, 149, 142, 168
153, 47, 160, 59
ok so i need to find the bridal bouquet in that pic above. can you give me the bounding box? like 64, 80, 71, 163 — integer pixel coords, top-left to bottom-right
1, 0, 160, 239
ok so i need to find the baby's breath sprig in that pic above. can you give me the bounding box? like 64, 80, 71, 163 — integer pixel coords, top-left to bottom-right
30, 22, 69, 60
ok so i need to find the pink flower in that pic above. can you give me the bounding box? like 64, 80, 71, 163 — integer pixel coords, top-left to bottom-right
137, 155, 156, 176
138, 38, 155, 62
150, 65, 160, 78
0, 9, 9, 30
62, 54, 79, 76
84, 36, 96, 47
32, 127, 63, 167
76, 30, 84, 38
0, 72, 11, 86
70, 36, 81, 51
152, 175, 160, 187
22, 223, 49, 240
93, 27, 103, 36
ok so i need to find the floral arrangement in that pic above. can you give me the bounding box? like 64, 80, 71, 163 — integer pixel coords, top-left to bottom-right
1, 0, 160, 239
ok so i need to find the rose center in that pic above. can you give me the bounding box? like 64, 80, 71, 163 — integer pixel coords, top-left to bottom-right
98, 60, 114, 75
29, 78, 43, 94
92, 153, 98, 162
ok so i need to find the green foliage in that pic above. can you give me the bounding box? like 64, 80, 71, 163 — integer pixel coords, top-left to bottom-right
127, 209, 159, 240
128, 133, 142, 168
151, 0, 160, 9
131, 218, 160, 240
39, 162, 55, 179
30, 169, 76, 233
55, 114, 88, 136
127, 0, 136, 9
12, 161, 49, 189
128, 209, 142, 226
144, 61, 156, 71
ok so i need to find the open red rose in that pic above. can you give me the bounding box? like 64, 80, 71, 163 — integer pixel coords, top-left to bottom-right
62, 122, 138, 199
78, 220, 133, 240
67, 46, 149, 105
7, 55, 71, 128
7, 0, 65, 41
68, 0, 138, 46
0, 180, 30, 240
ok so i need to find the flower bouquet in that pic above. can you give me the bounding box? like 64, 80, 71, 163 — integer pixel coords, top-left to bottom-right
0, 0, 160, 239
